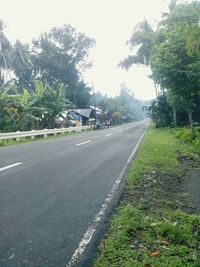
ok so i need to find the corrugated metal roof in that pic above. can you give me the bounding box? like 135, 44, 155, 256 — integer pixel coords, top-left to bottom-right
69, 109, 92, 118
89, 106, 102, 112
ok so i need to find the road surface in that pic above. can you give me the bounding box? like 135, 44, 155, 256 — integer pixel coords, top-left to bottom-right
0, 120, 149, 267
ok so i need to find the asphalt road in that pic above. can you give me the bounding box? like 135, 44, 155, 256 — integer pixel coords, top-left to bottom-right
0, 120, 149, 267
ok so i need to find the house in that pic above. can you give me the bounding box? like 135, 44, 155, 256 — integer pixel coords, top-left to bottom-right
68, 109, 93, 126
89, 106, 102, 115
57, 106, 103, 127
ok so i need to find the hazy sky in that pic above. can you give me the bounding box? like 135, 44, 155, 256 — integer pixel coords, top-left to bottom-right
0, 0, 173, 100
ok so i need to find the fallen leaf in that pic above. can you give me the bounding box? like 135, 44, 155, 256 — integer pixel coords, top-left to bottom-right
144, 264, 151, 267
150, 251, 159, 257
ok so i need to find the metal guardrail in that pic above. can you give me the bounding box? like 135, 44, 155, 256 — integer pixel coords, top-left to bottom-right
0, 125, 92, 142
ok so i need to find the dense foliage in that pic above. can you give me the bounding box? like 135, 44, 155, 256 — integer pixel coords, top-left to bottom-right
0, 81, 74, 132
121, 1, 200, 131
0, 22, 144, 132
92, 85, 144, 125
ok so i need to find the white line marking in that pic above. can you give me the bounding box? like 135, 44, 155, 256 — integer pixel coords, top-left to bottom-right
66, 128, 148, 267
105, 134, 112, 137
0, 162, 22, 172
76, 140, 91, 146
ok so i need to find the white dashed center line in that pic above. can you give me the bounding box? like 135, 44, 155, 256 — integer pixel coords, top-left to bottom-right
76, 140, 91, 146
0, 162, 22, 172
105, 134, 112, 137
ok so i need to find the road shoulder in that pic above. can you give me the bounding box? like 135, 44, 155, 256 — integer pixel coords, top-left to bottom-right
93, 127, 200, 267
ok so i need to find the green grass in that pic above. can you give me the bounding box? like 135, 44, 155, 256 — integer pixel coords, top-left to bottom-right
94, 206, 200, 267
0, 136, 44, 147
93, 127, 200, 267
172, 127, 200, 152
126, 128, 186, 188
0, 133, 69, 147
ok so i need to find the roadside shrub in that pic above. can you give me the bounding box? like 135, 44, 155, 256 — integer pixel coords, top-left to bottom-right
193, 137, 200, 148
174, 129, 193, 143
174, 128, 200, 150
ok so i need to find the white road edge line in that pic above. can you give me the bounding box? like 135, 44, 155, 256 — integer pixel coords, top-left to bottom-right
0, 162, 22, 172
66, 127, 148, 267
76, 140, 91, 146
105, 133, 112, 137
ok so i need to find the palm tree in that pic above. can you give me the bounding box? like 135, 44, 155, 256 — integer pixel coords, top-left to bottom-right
42, 83, 72, 128
0, 92, 19, 132
9, 40, 33, 90
0, 20, 12, 88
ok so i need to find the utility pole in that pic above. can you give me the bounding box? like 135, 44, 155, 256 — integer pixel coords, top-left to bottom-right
92, 81, 97, 125
73, 91, 76, 108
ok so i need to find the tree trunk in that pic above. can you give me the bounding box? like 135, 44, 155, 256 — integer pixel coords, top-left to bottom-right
172, 104, 177, 127
185, 97, 195, 137
153, 81, 158, 98
188, 108, 194, 134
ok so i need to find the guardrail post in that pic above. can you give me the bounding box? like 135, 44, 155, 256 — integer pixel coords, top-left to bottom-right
16, 131, 21, 142
31, 130, 35, 140
43, 129, 48, 138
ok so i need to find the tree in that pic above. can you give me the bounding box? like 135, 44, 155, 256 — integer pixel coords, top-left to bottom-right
118, 84, 143, 122
121, 1, 200, 130
151, 2, 200, 131
0, 23, 94, 110
0, 81, 73, 131
119, 19, 162, 97
0, 20, 12, 88
93, 87, 144, 125
66, 80, 91, 108
9, 40, 33, 91
120, 19, 154, 69
32, 25, 95, 105
0, 92, 19, 132
41, 83, 73, 128
149, 94, 172, 127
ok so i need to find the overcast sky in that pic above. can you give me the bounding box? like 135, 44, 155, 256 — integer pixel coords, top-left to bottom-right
0, 0, 173, 100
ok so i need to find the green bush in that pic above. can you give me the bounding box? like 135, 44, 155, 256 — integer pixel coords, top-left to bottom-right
193, 137, 200, 148
174, 129, 193, 143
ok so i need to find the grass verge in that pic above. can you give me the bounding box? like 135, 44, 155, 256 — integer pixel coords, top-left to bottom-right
93, 127, 200, 267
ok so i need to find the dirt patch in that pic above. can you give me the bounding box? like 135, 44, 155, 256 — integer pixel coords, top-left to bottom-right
177, 152, 200, 214
183, 168, 200, 214
121, 153, 200, 215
